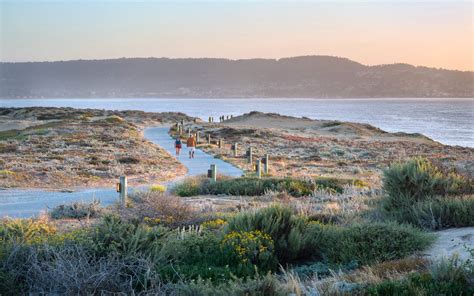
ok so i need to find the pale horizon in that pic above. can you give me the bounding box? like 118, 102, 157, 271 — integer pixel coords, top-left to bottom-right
1, 0, 473, 71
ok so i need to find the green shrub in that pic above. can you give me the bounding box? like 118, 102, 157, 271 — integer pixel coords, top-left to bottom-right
174, 273, 293, 296
172, 177, 202, 197
383, 158, 472, 210
158, 231, 232, 281
365, 256, 474, 295
91, 215, 165, 257
173, 177, 359, 197
50, 200, 102, 219
0, 218, 56, 244
225, 206, 313, 263
221, 230, 277, 274
393, 195, 474, 230
312, 222, 434, 265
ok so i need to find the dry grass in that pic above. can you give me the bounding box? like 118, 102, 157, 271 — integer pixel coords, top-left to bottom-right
178, 113, 473, 186
0, 107, 193, 189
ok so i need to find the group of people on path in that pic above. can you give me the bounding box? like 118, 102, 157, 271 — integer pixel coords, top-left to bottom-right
175, 134, 196, 159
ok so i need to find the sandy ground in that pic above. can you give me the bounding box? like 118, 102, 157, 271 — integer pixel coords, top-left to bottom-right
426, 227, 474, 262
0, 107, 195, 189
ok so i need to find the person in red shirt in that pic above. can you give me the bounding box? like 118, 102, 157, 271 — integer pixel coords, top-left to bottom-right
186, 135, 196, 159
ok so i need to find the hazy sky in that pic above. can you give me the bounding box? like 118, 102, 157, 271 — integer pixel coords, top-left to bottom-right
1, 0, 473, 71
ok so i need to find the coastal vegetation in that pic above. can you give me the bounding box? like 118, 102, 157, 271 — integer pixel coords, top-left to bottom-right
1, 156, 473, 294
0, 108, 473, 294
0, 107, 193, 188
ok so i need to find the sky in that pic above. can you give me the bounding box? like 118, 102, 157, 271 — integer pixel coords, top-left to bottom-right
0, 0, 473, 71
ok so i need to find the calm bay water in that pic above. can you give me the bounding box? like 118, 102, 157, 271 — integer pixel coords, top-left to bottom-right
1, 98, 473, 147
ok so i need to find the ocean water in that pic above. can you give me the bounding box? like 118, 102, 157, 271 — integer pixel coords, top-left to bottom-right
1, 98, 473, 147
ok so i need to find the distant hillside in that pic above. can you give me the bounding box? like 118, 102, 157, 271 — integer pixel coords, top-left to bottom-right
1, 56, 473, 98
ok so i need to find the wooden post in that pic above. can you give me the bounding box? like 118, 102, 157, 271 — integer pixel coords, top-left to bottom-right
207, 134, 211, 144
119, 176, 127, 205
210, 164, 217, 182
178, 125, 182, 135
218, 138, 224, 148
187, 128, 191, 137
256, 160, 262, 178
247, 147, 253, 163
264, 154, 269, 174
196, 131, 200, 143
233, 143, 238, 157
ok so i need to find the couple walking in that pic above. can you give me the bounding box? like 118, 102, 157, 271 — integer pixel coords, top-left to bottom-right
175, 134, 196, 159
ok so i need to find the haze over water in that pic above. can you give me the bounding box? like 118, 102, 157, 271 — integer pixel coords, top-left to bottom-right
1, 98, 472, 148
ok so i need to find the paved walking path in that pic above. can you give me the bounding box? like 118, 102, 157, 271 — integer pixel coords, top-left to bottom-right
145, 126, 242, 178
0, 126, 242, 218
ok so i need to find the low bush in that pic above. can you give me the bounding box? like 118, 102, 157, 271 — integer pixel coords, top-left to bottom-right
365, 256, 474, 295
158, 231, 233, 281
91, 215, 166, 258
221, 230, 277, 274
149, 184, 166, 193
382, 158, 473, 229
226, 205, 313, 263
383, 157, 472, 210
173, 273, 295, 296
0, 218, 56, 244
126, 192, 198, 227
312, 222, 434, 265
2, 244, 163, 294
392, 195, 474, 230
172, 177, 202, 197
50, 200, 102, 219
173, 176, 361, 197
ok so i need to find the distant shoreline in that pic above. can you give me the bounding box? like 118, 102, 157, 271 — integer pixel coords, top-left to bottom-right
2, 97, 474, 100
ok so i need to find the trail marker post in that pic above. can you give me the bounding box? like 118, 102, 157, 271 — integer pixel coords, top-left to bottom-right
116, 176, 128, 206
256, 160, 262, 178
208, 164, 217, 182
232, 143, 238, 157
247, 147, 253, 164
263, 154, 269, 174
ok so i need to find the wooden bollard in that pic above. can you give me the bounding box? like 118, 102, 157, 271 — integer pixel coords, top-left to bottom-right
247, 147, 253, 163
232, 143, 238, 157
218, 138, 224, 148
263, 154, 269, 174
117, 176, 127, 205
256, 160, 262, 178
208, 164, 217, 182
207, 134, 211, 144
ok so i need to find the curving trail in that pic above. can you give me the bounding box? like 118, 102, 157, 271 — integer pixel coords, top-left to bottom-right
0, 126, 242, 218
